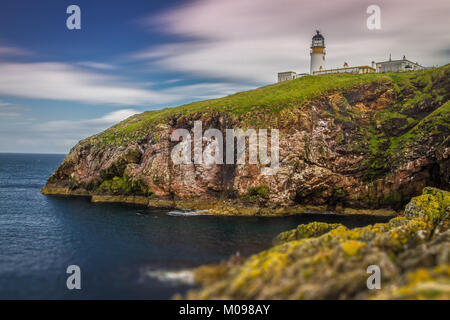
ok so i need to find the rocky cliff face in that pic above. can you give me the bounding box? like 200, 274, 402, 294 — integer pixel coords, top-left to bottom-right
42, 65, 450, 214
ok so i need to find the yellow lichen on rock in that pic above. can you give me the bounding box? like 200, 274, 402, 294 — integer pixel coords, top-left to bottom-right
340, 240, 366, 256
275, 221, 342, 244
404, 187, 450, 226
373, 265, 450, 300
184, 187, 450, 300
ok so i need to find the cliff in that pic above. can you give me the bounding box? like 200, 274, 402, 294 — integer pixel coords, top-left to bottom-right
184, 187, 450, 299
42, 65, 450, 215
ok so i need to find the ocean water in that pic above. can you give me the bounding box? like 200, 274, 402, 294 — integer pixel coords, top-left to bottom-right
0, 153, 391, 299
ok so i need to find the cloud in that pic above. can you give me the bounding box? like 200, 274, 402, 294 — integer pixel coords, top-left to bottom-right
134, 39, 308, 83
78, 61, 118, 70
163, 82, 255, 100
34, 109, 140, 133
0, 61, 255, 106
137, 0, 450, 83
0, 62, 178, 106
0, 46, 30, 57
0, 109, 142, 153
0, 79, 252, 153
0, 101, 28, 117
12, 109, 141, 153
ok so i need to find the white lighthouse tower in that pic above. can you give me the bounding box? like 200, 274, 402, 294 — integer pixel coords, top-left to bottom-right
310, 30, 326, 75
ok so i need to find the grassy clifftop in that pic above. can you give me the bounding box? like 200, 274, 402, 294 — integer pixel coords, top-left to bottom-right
45, 64, 449, 211
86, 66, 448, 147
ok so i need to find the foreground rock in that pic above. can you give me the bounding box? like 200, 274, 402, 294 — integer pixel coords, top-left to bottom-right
183, 187, 450, 299
43, 66, 449, 215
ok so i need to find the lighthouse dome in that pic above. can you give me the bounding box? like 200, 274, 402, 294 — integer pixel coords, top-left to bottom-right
312, 30, 324, 40
312, 30, 325, 47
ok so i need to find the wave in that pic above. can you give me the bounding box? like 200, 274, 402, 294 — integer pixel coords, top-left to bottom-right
166, 209, 210, 217
304, 210, 339, 215
145, 269, 194, 284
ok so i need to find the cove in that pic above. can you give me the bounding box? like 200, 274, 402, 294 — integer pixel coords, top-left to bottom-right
0, 153, 391, 299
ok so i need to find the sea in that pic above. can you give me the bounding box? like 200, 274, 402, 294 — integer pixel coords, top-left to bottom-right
0, 153, 390, 299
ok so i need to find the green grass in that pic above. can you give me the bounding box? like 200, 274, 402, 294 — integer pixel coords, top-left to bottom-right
389, 100, 450, 152
361, 99, 449, 182
91, 72, 394, 146
99, 175, 154, 196
82, 65, 449, 148
332, 65, 450, 182
245, 184, 270, 199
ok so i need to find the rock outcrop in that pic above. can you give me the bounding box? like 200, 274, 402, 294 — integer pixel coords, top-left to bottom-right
184, 187, 450, 299
42, 65, 449, 215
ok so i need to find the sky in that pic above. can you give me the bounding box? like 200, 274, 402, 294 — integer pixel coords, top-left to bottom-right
0, 0, 449, 154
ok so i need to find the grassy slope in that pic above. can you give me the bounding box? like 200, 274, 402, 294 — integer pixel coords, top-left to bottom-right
65, 65, 448, 187
87, 72, 394, 146
359, 66, 449, 182
84, 65, 448, 149
55, 65, 449, 206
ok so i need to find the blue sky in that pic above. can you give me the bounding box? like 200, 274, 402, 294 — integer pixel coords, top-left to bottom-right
0, 0, 449, 153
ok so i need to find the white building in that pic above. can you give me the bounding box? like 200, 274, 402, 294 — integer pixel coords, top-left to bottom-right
277, 71, 308, 82
277, 71, 297, 82
376, 55, 424, 73
313, 62, 376, 75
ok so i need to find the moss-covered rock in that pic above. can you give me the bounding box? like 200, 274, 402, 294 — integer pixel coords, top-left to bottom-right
122, 147, 142, 163
241, 184, 270, 202
340, 240, 366, 256
99, 176, 132, 194
274, 222, 342, 244
404, 187, 449, 226
184, 187, 450, 300
373, 266, 450, 300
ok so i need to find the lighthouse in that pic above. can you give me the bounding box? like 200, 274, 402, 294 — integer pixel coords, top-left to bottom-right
310, 30, 326, 75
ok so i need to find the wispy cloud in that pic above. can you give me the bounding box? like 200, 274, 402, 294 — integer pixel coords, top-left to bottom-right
34, 109, 140, 133
0, 46, 30, 57
78, 61, 118, 70
137, 0, 450, 83
0, 109, 142, 153
162, 82, 254, 100
0, 61, 253, 106
21, 109, 140, 152
0, 62, 177, 106
0, 101, 28, 117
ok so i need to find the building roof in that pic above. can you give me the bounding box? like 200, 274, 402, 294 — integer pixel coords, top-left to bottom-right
315, 65, 375, 73
376, 59, 422, 66
313, 66, 376, 75
312, 30, 324, 40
